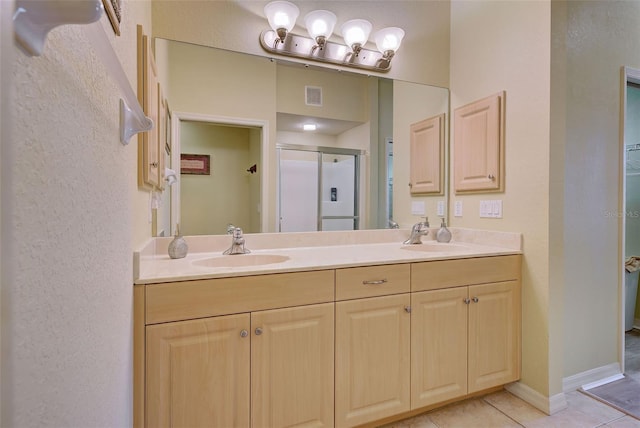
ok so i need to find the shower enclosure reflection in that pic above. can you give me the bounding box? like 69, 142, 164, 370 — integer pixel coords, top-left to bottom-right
278, 146, 361, 232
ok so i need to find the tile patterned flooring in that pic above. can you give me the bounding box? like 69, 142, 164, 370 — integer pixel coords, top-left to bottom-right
382, 329, 640, 428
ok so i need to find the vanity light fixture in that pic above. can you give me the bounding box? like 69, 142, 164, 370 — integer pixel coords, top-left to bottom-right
341, 19, 372, 56
264, 0, 300, 44
304, 10, 337, 51
260, 1, 404, 72
303, 124, 317, 131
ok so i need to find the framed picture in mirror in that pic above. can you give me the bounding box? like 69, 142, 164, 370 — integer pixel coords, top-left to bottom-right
181, 154, 210, 175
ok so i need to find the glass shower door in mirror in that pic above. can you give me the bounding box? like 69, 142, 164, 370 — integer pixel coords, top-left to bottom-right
278, 149, 319, 232
278, 147, 360, 232
321, 153, 358, 231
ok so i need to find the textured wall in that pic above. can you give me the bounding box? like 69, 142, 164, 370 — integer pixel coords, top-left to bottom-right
450, 0, 552, 397
0, 1, 13, 423
5, 0, 151, 425
560, 0, 640, 378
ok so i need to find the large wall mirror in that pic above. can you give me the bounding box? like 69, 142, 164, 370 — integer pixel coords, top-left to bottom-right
153, 38, 449, 237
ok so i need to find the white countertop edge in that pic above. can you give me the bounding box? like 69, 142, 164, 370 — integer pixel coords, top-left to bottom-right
134, 239, 521, 285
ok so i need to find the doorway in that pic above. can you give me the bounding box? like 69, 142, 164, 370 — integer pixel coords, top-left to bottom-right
622, 68, 640, 380
170, 111, 269, 236
277, 145, 362, 232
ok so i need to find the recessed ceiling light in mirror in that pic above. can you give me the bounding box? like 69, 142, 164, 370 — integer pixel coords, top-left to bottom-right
303, 124, 317, 131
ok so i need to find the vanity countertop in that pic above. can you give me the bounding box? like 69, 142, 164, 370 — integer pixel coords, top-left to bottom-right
134, 228, 522, 285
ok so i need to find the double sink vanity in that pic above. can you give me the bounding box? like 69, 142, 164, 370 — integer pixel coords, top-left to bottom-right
133, 227, 522, 427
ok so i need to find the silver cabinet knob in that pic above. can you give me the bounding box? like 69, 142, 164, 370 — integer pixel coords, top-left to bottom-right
404, 306, 412, 313
472, 297, 479, 303
255, 327, 263, 336
463, 298, 471, 304
240, 329, 248, 338
151, 162, 158, 168
488, 174, 495, 180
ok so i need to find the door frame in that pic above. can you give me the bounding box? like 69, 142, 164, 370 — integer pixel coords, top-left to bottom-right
170, 111, 269, 236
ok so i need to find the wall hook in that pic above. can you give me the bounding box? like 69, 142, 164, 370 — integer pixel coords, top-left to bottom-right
247, 164, 257, 174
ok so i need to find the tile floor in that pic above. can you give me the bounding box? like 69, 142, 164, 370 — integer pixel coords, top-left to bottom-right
381, 390, 640, 428
626, 329, 640, 383
382, 329, 640, 428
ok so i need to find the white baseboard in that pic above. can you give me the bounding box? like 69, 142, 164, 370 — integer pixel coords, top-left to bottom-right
505, 382, 567, 415
562, 362, 622, 393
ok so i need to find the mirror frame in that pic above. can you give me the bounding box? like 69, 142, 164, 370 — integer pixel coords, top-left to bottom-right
170, 110, 270, 236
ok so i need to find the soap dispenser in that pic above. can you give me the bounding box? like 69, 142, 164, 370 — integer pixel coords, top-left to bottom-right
168, 224, 188, 259
436, 218, 452, 243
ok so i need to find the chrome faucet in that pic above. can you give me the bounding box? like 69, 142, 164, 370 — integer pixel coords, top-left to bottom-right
223, 227, 251, 255
388, 218, 399, 229
226, 223, 236, 234
403, 217, 430, 245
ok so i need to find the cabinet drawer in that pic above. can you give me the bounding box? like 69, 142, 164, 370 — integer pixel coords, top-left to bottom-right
336, 264, 410, 300
411, 255, 521, 292
146, 270, 334, 324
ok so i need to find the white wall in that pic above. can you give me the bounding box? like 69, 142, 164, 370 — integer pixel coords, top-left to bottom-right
450, 0, 553, 399
4, 0, 151, 425
0, 0, 12, 422
558, 0, 640, 379
151, 0, 450, 87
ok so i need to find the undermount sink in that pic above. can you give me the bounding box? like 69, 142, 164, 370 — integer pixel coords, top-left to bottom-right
401, 243, 469, 253
193, 254, 290, 268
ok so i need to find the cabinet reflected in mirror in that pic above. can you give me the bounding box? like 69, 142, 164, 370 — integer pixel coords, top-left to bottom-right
153, 38, 449, 237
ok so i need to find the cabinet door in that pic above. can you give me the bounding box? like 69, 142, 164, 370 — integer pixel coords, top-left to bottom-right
146, 313, 250, 428
453, 92, 504, 193
336, 294, 411, 427
468, 281, 520, 393
411, 287, 468, 408
252, 303, 334, 428
409, 114, 444, 194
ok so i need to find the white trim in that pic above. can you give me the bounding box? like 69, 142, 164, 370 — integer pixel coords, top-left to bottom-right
561, 362, 622, 393
580, 373, 625, 391
170, 111, 270, 235
505, 382, 567, 415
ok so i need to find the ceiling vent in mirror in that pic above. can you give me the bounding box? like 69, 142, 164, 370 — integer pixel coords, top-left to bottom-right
306, 86, 323, 106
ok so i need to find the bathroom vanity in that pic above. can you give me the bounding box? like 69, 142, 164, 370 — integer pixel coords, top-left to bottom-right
133, 229, 522, 428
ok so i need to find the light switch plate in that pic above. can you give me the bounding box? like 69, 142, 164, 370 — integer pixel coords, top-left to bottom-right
411, 201, 426, 215
480, 200, 503, 218
437, 201, 445, 217
454, 201, 463, 217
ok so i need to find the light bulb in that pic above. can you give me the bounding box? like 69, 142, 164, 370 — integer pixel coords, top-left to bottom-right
264, 1, 299, 42
304, 10, 337, 43
341, 19, 372, 53
374, 27, 405, 57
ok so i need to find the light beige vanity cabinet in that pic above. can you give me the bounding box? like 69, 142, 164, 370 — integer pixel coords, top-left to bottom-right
134, 255, 521, 428
146, 313, 251, 427
137, 270, 335, 428
410, 255, 521, 409
334, 264, 411, 426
